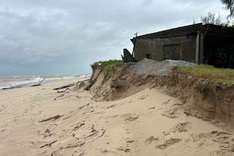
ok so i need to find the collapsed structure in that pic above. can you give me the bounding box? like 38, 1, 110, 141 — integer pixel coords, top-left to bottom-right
123, 23, 234, 68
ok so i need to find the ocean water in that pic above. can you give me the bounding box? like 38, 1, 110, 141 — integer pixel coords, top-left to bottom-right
0, 75, 90, 90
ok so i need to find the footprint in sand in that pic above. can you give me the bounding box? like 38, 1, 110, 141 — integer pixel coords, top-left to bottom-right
65, 142, 85, 149
54, 94, 64, 100
161, 107, 178, 119
174, 122, 191, 132
138, 95, 148, 100
210, 131, 234, 151
38, 125, 57, 138
164, 122, 192, 136
71, 121, 85, 132
122, 113, 139, 122
192, 131, 234, 152
125, 116, 139, 122
106, 104, 116, 109
117, 147, 131, 153
155, 138, 182, 150
162, 99, 171, 105
100, 149, 110, 154
145, 136, 159, 144
126, 140, 135, 144
148, 107, 155, 110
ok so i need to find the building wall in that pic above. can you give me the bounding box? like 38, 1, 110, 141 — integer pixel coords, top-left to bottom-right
133, 36, 196, 63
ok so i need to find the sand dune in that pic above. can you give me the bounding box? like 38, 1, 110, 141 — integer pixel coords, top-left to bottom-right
0, 78, 233, 156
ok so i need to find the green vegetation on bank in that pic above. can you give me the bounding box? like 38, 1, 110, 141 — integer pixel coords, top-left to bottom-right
92, 59, 123, 80
175, 64, 234, 84
95, 59, 123, 68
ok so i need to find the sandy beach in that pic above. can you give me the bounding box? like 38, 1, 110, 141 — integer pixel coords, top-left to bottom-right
0, 77, 234, 156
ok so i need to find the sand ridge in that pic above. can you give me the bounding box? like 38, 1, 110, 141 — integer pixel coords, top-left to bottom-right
0, 78, 234, 155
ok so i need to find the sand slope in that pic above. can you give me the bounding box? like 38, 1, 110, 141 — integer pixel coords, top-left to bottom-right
0, 78, 233, 156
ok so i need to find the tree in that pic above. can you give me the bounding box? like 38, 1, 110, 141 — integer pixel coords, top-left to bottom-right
221, 0, 234, 17
201, 12, 222, 25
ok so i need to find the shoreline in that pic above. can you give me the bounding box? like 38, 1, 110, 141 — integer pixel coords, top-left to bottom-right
0, 74, 90, 90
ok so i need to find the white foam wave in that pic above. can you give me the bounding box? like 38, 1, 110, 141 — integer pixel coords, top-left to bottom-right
0, 74, 90, 90
9, 77, 44, 88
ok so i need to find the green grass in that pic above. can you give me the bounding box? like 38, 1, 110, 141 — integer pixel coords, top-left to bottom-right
175, 64, 234, 84
96, 59, 123, 68
92, 59, 123, 80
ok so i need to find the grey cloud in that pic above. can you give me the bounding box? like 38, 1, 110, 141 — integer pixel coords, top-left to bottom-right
0, 0, 229, 76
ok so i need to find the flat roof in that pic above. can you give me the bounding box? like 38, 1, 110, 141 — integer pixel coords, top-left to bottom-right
134, 23, 234, 42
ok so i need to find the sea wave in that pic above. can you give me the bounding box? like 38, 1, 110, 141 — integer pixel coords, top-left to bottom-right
0, 75, 90, 90
0, 77, 44, 89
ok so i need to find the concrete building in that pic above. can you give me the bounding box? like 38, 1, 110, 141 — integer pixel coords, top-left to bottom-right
123, 23, 234, 68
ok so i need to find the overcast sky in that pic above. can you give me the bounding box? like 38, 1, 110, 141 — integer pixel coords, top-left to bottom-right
0, 0, 229, 76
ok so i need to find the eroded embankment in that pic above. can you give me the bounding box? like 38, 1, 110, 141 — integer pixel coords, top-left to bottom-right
88, 59, 234, 128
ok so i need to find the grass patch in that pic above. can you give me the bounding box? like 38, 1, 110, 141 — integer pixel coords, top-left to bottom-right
92, 59, 123, 80
96, 59, 123, 68
175, 64, 234, 84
